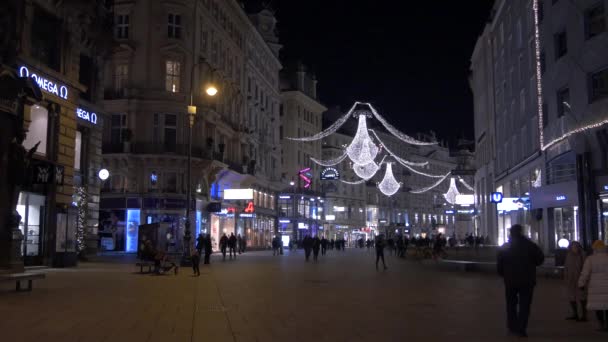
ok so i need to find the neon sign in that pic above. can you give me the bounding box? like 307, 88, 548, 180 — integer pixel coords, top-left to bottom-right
490, 192, 503, 203
76, 108, 97, 125
19, 66, 68, 100
556, 195, 566, 201
299, 167, 312, 188
244, 201, 255, 213
320, 167, 340, 180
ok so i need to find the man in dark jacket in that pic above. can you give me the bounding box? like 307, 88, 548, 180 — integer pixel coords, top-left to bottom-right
228, 233, 237, 259
312, 236, 321, 261
203, 234, 212, 264
497, 224, 544, 338
303, 235, 313, 261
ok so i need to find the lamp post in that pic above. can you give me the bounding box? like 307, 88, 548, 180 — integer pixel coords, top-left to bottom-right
183, 80, 218, 263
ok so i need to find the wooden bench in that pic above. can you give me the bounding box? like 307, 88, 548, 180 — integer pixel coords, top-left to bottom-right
0, 272, 46, 292
135, 261, 155, 274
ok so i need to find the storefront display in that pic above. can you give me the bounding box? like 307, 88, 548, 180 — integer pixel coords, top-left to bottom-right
16, 192, 46, 264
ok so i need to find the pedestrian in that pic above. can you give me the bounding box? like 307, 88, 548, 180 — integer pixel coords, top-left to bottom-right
321, 236, 328, 256
375, 235, 387, 270
564, 241, 587, 321
196, 233, 204, 255
396, 235, 404, 258
403, 235, 410, 258
220, 233, 228, 260
228, 233, 237, 259
272, 236, 280, 256
191, 249, 201, 276
497, 224, 545, 338
578, 240, 608, 331
203, 234, 212, 264
312, 235, 321, 262
237, 234, 243, 254
303, 235, 313, 262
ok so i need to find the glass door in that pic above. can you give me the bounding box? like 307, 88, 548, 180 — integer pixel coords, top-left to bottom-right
16, 192, 46, 265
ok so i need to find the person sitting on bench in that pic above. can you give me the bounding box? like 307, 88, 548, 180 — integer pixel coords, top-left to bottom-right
154, 251, 179, 275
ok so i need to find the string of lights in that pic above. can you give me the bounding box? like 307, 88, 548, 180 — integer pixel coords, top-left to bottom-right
458, 177, 475, 192
542, 118, 608, 151
409, 172, 451, 194
369, 130, 428, 167
310, 150, 348, 166
368, 104, 438, 146
532, 0, 545, 149
286, 102, 359, 141
340, 179, 366, 185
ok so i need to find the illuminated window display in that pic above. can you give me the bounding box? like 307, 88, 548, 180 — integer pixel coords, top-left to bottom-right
16, 192, 46, 262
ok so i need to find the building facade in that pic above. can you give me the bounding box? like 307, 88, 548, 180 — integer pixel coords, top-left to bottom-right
471, 0, 608, 250
100, 0, 282, 252
0, 0, 110, 269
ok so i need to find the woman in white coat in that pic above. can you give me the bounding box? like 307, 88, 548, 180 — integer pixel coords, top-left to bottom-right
578, 240, 608, 331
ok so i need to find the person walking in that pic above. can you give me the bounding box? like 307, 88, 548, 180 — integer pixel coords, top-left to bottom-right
303, 235, 313, 262
237, 234, 243, 254
497, 224, 544, 338
321, 236, 328, 256
219, 233, 228, 260
564, 241, 587, 321
375, 234, 387, 271
203, 234, 212, 264
196, 233, 204, 256
578, 240, 608, 331
396, 235, 404, 258
403, 235, 410, 258
191, 249, 201, 276
228, 233, 237, 259
272, 236, 280, 256
312, 235, 321, 262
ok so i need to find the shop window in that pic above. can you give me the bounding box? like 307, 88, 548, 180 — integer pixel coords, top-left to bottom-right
16, 192, 46, 259
585, 4, 605, 39
74, 131, 82, 171
23, 105, 48, 156
165, 60, 181, 93
30, 7, 61, 71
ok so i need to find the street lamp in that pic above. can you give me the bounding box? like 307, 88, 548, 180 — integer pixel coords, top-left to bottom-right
184, 80, 218, 263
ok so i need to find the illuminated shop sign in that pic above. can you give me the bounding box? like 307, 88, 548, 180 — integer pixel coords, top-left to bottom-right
445, 210, 455, 215
455, 194, 474, 205
279, 219, 291, 223
320, 167, 340, 180
497, 197, 526, 212
19, 66, 68, 100
604, 185, 608, 191
325, 214, 335, 221
223, 188, 254, 200
76, 107, 97, 124
298, 222, 309, 229
555, 195, 566, 201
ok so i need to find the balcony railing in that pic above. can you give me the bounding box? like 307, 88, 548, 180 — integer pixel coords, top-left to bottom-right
103, 142, 222, 161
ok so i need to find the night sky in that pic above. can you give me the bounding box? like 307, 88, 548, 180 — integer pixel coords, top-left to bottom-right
245, 1, 495, 145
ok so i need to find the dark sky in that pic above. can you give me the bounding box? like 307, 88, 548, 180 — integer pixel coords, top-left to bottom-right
246, 1, 494, 145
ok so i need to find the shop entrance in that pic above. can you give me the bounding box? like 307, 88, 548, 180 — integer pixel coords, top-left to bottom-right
16, 192, 46, 265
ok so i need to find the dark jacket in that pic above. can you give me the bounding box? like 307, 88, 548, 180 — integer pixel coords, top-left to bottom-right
497, 237, 545, 287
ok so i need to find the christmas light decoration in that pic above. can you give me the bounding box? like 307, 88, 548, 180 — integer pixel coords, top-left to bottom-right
340, 179, 366, 185
353, 161, 380, 180
533, 169, 542, 188
443, 178, 460, 205
310, 150, 348, 167
368, 104, 437, 146
346, 115, 379, 165
409, 172, 451, 194
370, 130, 428, 167
542, 118, 608, 151
532, 0, 545, 148
458, 177, 475, 192
287, 102, 359, 141
378, 163, 401, 197
74, 186, 88, 254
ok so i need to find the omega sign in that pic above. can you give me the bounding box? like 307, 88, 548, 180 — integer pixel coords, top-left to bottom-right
19, 66, 68, 100
76, 108, 97, 124
320, 167, 340, 180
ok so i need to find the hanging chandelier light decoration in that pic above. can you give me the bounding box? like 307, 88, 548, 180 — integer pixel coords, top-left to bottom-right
346, 113, 379, 165
353, 161, 380, 180
310, 150, 348, 167
378, 162, 401, 197
443, 177, 460, 205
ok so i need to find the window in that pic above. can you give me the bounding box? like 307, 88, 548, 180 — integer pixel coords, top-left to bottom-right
164, 114, 177, 152
168, 13, 182, 39
110, 114, 127, 145
31, 7, 61, 71
165, 60, 181, 93
115, 14, 129, 39
23, 105, 48, 156
556, 87, 570, 117
114, 64, 129, 95
585, 4, 606, 39
164, 172, 177, 193
554, 31, 567, 59
74, 131, 82, 171
590, 68, 608, 102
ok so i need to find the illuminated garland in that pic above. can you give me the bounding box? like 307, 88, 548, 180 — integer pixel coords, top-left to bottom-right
340, 179, 366, 185
368, 104, 438, 146
532, 0, 545, 148
542, 118, 608, 151
458, 177, 475, 192
286, 102, 358, 141
75, 186, 88, 254
409, 172, 451, 194
310, 150, 348, 166
370, 130, 428, 167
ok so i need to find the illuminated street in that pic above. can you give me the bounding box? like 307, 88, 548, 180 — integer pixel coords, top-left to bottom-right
0, 250, 605, 342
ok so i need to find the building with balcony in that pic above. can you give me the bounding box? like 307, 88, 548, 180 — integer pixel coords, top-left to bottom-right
100, 0, 282, 251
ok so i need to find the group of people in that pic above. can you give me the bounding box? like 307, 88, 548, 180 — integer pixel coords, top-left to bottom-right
497, 224, 608, 337
218, 232, 246, 261
301, 235, 329, 262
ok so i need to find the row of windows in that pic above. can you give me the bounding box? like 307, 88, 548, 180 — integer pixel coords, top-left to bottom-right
115, 13, 183, 40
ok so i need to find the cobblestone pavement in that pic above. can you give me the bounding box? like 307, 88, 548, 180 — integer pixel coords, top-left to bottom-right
1, 249, 606, 342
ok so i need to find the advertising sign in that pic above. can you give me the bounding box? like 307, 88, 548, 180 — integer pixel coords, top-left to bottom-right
223, 188, 254, 200
320, 167, 340, 180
